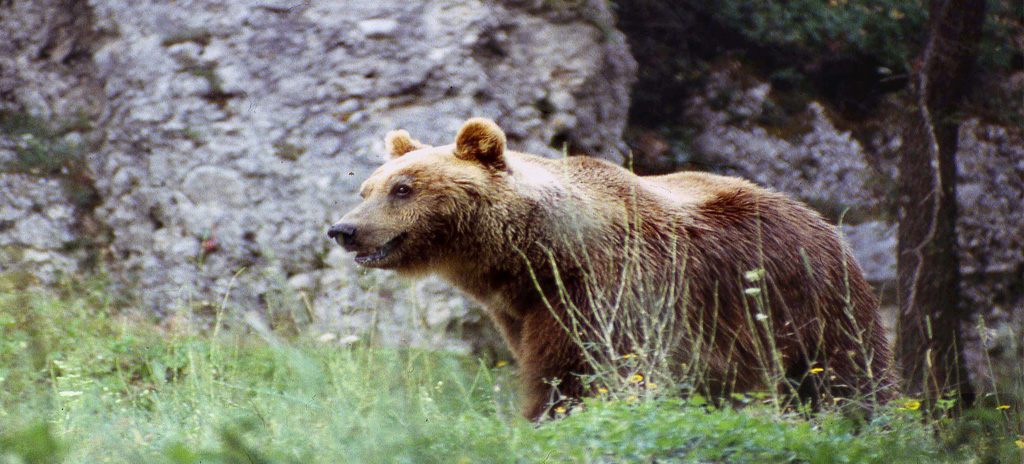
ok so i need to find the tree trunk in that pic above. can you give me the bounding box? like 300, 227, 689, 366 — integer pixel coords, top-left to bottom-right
896, 0, 985, 409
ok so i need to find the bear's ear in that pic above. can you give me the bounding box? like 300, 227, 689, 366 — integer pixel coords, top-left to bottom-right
385, 130, 427, 158
455, 117, 508, 171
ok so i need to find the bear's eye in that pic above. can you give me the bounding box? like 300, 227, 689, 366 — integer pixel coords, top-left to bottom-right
391, 184, 412, 198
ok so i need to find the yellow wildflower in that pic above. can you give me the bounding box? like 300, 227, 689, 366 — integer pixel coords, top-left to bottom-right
554, 406, 566, 414
1015, 439, 1024, 449
647, 382, 658, 390
495, 361, 508, 368
996, 405, 1010, 410
629, 374, 643, 383
626, 395, 638, 402
597, 388, 609, 395
809, 368, 824, 374
621, 354, 637, 359
898, 399, 921, 411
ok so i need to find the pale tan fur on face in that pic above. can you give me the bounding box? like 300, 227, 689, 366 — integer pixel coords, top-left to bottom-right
360, 144, 493, 199
339, 123, 507, 271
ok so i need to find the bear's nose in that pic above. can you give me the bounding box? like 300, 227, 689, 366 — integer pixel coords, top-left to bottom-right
327, 223, 357, 247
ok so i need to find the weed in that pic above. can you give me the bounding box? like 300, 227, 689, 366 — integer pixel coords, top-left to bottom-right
0, 110, 88, 178
272, 141, 307, 162
0, 272, 1019, 462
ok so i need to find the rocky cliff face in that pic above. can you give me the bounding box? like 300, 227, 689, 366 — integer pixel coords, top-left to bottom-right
1, 0, 636, 351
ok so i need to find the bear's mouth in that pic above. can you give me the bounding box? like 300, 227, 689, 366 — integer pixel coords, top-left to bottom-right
354, 233, 407, 266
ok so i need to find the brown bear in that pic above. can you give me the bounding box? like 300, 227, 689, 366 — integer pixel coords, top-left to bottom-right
329, 117, 897, 420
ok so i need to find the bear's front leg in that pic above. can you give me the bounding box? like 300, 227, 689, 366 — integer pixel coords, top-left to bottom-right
519, 309, 589, 421
490, 310, 523, 356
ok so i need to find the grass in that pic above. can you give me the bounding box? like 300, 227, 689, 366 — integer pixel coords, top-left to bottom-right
1, 272, 1021, 463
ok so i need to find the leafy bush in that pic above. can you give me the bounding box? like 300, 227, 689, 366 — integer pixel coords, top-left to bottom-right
691, 0, 1018, 73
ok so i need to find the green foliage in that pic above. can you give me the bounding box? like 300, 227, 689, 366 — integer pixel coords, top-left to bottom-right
695, 0, 1018, 72
1, 274, 1021, 463
532, 397, 948, 463
0, 110, 89, 177
0, 423, 64, 464
981, 0, 1024, 69
704, 0, 925, 70
941, 407, 1024, 463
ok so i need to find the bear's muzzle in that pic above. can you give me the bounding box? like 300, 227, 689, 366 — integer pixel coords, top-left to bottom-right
327, 223, 358, 250
328, 222, 407, 267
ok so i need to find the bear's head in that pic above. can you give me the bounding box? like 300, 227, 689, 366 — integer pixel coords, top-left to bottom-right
328, 117, 510, 272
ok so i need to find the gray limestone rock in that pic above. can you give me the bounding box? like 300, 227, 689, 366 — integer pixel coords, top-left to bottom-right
688, 63, 875, 211
1, 0, 635, 356
841, 221, 897, 285
182, 166, 248, 207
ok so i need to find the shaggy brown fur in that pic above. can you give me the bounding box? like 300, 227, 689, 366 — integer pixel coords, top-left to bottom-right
329, 117, 897, 421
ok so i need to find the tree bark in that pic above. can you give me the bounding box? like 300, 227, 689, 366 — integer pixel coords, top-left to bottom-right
896, 0, 986, 409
